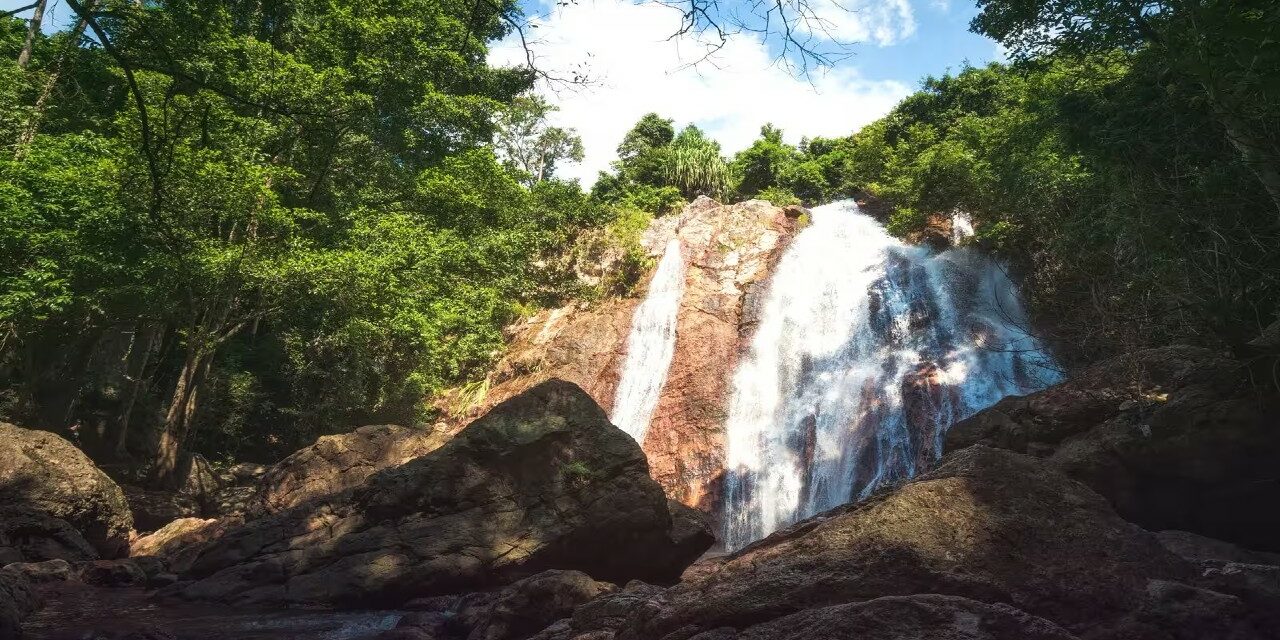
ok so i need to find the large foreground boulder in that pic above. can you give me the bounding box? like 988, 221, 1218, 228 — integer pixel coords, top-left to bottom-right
539, 446, 1278, 640
946, 346, 1280, 551
178, 380, 713, 606
0, 422, 133, 559
251, 423, 454, 515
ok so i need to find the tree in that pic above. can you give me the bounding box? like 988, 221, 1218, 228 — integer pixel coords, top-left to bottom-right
972, 0, 1280, 220
665, 125, 728, 198
613, 113, 676, 187
732, 124, 797, 198
494, 95, 584, 185
15, 0, 45, 69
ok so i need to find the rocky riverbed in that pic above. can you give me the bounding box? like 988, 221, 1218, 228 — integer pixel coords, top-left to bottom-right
4, 346, 1277, 639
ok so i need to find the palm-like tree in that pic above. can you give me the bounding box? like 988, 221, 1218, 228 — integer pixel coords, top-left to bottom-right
666, 143, 728, 199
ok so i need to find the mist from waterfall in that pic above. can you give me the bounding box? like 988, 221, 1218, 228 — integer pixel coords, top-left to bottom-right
721, 200, 1059, 550
610, 238, 687, 443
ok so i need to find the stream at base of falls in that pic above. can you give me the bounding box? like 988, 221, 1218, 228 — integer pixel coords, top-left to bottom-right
720, 200, 1059, 550
23, 583, 403, 640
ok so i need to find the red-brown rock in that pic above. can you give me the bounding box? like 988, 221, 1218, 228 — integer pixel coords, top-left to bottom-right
445, 199, 798, 522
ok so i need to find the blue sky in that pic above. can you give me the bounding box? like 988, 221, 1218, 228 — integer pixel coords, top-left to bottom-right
4, 0, 1003, 182
842, 2, 1001, 83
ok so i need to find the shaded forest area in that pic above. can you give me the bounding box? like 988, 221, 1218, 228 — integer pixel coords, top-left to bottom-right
2, 0, 1278, 486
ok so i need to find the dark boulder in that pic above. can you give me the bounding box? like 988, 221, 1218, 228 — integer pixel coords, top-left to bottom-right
0, 422, 134, 559
716, 594, 1078, 640
467, 571, 616, 640
946, 346, 1280, 551
77, 559, 148, 587
3, 559, 75, 584
387, 570, 616, 640
179, 380, 713, 607
1156, 530, 1280, 566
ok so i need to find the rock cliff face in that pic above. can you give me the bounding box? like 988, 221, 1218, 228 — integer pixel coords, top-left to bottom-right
446, 198, 800, 518
176, 380, 713, 607
640, 199, 798, 515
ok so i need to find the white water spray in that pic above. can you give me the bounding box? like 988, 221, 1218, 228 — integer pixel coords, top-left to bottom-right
721, 200, 1058, 550
610, 239, 687, 443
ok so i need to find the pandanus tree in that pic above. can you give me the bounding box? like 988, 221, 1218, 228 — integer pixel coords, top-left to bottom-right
665, 125, 729, 199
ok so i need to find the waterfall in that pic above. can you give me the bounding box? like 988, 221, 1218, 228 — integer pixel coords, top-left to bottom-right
721, 200, 1058, 550
610, 238, 687, 443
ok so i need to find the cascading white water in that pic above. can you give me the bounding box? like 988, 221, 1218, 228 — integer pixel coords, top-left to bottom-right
721, 200, 1058, 550
610, 238, 687, 443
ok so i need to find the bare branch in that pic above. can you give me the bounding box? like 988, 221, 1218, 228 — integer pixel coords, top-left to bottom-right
3, 2, 41, 18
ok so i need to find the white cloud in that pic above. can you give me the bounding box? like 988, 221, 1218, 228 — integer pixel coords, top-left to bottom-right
807, 0, 917, 46
489, 0, 912, 185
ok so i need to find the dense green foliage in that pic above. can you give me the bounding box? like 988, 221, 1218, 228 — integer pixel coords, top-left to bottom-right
592, 116, 856, 211
588, 1, 1279, 366
0, 0, 609, 475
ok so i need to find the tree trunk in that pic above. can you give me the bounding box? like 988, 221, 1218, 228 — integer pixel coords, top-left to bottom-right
148, 342, 210, 488
14, 8, 91, 158
114, 322, 160, 458
16, 0, 47, 69
147, 287, 243, 487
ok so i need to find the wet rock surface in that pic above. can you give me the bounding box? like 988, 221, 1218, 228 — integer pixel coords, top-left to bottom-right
642, 199, 799, 515
20, 584, 403, 640
0, 422, 134, 560
176, 380, 712, 607
946, 346, 1280, 551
